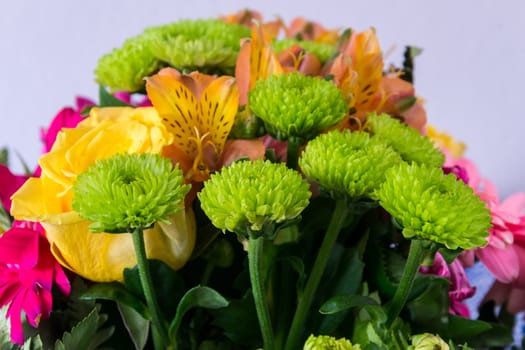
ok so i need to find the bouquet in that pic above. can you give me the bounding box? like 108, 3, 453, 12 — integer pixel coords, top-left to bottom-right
1, 9, 524, 349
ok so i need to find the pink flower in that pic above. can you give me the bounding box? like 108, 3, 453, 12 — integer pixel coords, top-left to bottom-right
40, 97, 93, 154
420, 252, 476, 317
0, 222, 70, 345
0, 165, 28, 212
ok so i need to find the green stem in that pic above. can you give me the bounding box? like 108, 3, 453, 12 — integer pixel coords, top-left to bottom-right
386, 239, 426, 327
284, 199, 349, 350
248, 237, 276, 350
286, 138, 301, 170
131, 227, 168, 350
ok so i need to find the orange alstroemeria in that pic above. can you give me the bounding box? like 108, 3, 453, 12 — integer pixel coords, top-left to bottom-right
378, 75, 427, 133
219, 9, 283, 38
277, 45, 322, 76
146, 68, 266, 185
286, 17, 339, 45
236, 23, 284, 105
325, 28, 385, 130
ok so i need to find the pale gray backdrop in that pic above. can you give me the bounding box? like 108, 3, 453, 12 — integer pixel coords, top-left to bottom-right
1, 0, 524, 197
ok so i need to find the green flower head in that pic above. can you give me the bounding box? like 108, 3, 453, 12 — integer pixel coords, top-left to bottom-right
303, 334, 360, 350
408, 333, 450, 350
145, 19, 250, 74
95, 35, 160, 92
72, 153, 190, 233
376, 162, 491, 250
248, 72, 347, 141
273, 38, 336, 63
299, 130, 401, 200
366, 113, 445, 167
198, 159, 311, 238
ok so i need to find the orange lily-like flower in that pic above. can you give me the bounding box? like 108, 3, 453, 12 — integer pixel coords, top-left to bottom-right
286, 17, 340, 45
146, 68, 239, 182
236, 22, 284, 105
325, 28, 385, 129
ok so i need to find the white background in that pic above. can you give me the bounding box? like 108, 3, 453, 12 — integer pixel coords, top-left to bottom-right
1, 0, 524, 197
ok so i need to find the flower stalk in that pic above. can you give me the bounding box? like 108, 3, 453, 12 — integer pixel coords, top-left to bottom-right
131, 227, 168, 350
285, 199, 350, 350
386, 238, 426, 327
248, 236, 276, 350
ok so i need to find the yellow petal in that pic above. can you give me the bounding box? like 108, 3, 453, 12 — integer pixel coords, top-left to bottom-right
146, 73, 201, 159
200, 76, 239, 154
43, 208, 196, 282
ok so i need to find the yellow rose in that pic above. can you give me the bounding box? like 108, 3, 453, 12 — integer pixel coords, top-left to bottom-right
11, 106, 196, 282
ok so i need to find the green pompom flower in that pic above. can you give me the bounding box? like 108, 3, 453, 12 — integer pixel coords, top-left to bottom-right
376, 162, 491, 250
273, 38, 336, 63
367, 113, 445, 167
72, 153, 190, 233
95, 35, 160, 92
299, 130, 401, 200
146, 19, 250, 74
408, 333, 450, 350
303, 334, 360, 350
198, 159, 311, 237
248, 72, 347, 141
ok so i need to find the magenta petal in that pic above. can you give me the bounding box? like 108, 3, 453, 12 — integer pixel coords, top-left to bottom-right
23, 289, 51, 327
6, 293, 26, 345
53, 261, 71, 296
0, 228, 39, 268
477, 244, 519, 283
75, 96, 95, 111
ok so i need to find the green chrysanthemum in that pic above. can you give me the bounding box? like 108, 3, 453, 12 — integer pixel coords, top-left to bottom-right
273, 38, 336, 63
376, 162, 491, 250
72, 153, 190, 233
248, 72, 347, 141
408, 333, 450, 350
95, 35, 160, 92
367, 113, 445, 167
299, 130, 401, 200
198, 160, 311, 237
303, 334, 360, 350
145, 19, 250, 74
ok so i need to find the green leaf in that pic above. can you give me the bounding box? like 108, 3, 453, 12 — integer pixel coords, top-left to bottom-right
81, 283, 150, 320
117, 303, 150, 350
320, 294, 378, 314
438, 247, 463, 264
0, 148, 8, 166
278, 256, 306, 298
54, 306, 114, 350
444, 315, 492, 339
0, 204, 12, 232
168, 286, 229, 341
123, 260, 186, 320
210, 292, 261, 347
21, 335, 44, 350
98, 85, 131, 107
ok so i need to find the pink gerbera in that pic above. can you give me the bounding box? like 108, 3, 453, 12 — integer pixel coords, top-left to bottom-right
0, 222, 70, 345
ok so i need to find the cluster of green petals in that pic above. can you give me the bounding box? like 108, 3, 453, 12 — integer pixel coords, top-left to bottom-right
95, 35, 160, 92
299, 130, 401, 200
248, 72, 347, 141
273, 38, 336, 63
366, 113, 445, 167
145, 19, 249, 74
376, 162, 491, 250
95, 19, 249, 91
408, 333, 451, 350
72, 153, 190, 233
303, 334, 360, 350
198, 159, 311, 237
